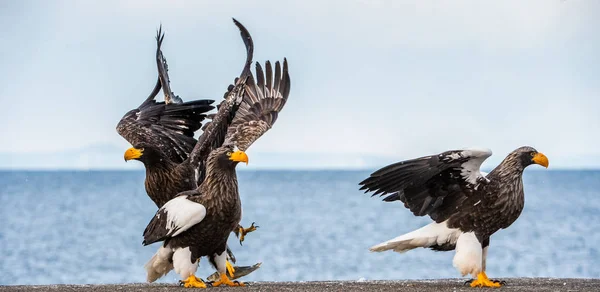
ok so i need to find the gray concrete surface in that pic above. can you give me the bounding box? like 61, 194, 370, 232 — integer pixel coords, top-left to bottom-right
2, 278, 599, 291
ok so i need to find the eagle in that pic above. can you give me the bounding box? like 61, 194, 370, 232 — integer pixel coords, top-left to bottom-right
142, 58, 290, 288
359, 146, 549, 288
140, 45, 291, 287
115, 19, 259, 280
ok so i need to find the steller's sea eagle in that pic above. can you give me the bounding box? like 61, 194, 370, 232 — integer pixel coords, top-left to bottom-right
359, 146, 548, 288
141, 53, 291, 287
117, 20, 257, 244
115, 19, 260, 282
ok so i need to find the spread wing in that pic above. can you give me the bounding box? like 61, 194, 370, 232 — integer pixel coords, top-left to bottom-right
116, 26, 215, 163
188, 18, 254, 183
142, 194, 206, 245
155, 25, 183, 105
223, 59, 291, 151
359, 148, 492, 223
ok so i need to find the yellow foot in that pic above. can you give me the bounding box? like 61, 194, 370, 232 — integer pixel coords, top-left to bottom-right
179, 275, 207, 288
468, 272, 503, 288
237, 222, 259, 245
209, 273, 246, 287
226, 260, 236, 277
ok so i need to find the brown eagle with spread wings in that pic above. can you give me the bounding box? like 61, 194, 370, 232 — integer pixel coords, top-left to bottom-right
140, 38, 291, 288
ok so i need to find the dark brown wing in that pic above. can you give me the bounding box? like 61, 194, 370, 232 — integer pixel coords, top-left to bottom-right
116, 26, 215, 163
187, 18, 254, 183
155, 25, 183, 104
223, 59, 291, 151
359, 148, 492, 222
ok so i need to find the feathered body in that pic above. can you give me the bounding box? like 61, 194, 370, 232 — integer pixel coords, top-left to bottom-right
116, 19, 268, 285
360, 146, 548, 281
137, 156, 199, 207
443, 154, 526, 241
139, 21, 291, 286
143, 148, 242, 264
116, 24, 219, 207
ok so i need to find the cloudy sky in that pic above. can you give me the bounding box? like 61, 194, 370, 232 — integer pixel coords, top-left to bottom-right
0, 0, 598, 169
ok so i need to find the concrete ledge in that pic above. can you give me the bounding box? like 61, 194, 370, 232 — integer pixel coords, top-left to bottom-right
2, 278, 599, 291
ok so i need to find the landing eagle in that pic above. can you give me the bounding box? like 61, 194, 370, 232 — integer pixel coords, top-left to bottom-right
140, 36, 291, 288
115, 19, 263, 284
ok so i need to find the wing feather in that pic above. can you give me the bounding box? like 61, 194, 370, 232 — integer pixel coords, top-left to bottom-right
155, 25, 182, 104
188, 18, 254, 184
265, 61, 273, 93
359, 148, 492, 222
142, 195, 206, 245
256, 62, 265, 92
223, 59, 291, 151
116, 26, 216, 162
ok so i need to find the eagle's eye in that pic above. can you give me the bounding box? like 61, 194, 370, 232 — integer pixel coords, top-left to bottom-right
530, 152, 536, 157
226, 151, 232, 156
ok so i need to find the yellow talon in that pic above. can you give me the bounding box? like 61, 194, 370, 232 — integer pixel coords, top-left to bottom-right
211, 272, 245, 287
469, 272, 502, 288
179, 274, 207, 288
238, 222, 259, 245
226, 260, 236, 277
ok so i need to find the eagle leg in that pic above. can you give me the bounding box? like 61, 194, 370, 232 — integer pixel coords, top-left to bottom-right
236, 222, 259, 245
465, 272, 503, 288
208, 273, 246, 287
179, 275, 207, 288
226, 260, 236, 277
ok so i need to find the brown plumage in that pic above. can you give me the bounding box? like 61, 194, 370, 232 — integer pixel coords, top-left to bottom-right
119, 20, 252, 208
359, 146, 548, 287
116, 19, 265, 285
141, 48, 291, 286
117, 25, 214, 169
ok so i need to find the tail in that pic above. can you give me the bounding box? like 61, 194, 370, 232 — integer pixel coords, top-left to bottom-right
144, 245, 174, 283
369, 221, 461, 253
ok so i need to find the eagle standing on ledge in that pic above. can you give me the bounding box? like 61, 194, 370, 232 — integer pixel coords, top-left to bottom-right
118, 21, 257, 242
359, 146, 548, 288
116, 19, 260, 282
141, 57, 290, 287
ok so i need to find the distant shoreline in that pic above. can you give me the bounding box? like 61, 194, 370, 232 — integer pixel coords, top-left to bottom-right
1, 168, 598, 172
2, 278, 600, 291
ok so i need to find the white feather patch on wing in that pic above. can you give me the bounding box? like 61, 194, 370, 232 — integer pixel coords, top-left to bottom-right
162, 196, 206, 237
453, 232, 483, 277
172, 247, 199, 279
369, 221, 461, 253
459, 148, 492, 185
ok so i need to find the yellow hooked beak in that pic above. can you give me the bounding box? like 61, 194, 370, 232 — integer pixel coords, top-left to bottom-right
229, 150, 249, 165
532, 152, 549, 168
124, 147, 143, 161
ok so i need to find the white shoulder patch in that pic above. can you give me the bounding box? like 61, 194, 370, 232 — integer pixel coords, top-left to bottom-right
459, 148, 492, 185
462, 148, 493, 158
162, 196, 206, 237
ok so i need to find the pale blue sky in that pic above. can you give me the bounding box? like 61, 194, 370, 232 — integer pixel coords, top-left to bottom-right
0, 0, 598, 169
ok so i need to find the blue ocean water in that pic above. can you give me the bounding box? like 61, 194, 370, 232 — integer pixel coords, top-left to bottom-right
0, 170, 599, 285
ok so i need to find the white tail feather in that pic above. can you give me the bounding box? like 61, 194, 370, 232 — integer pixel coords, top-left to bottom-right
145, 246, 174, 283
369, 221, 461, 253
